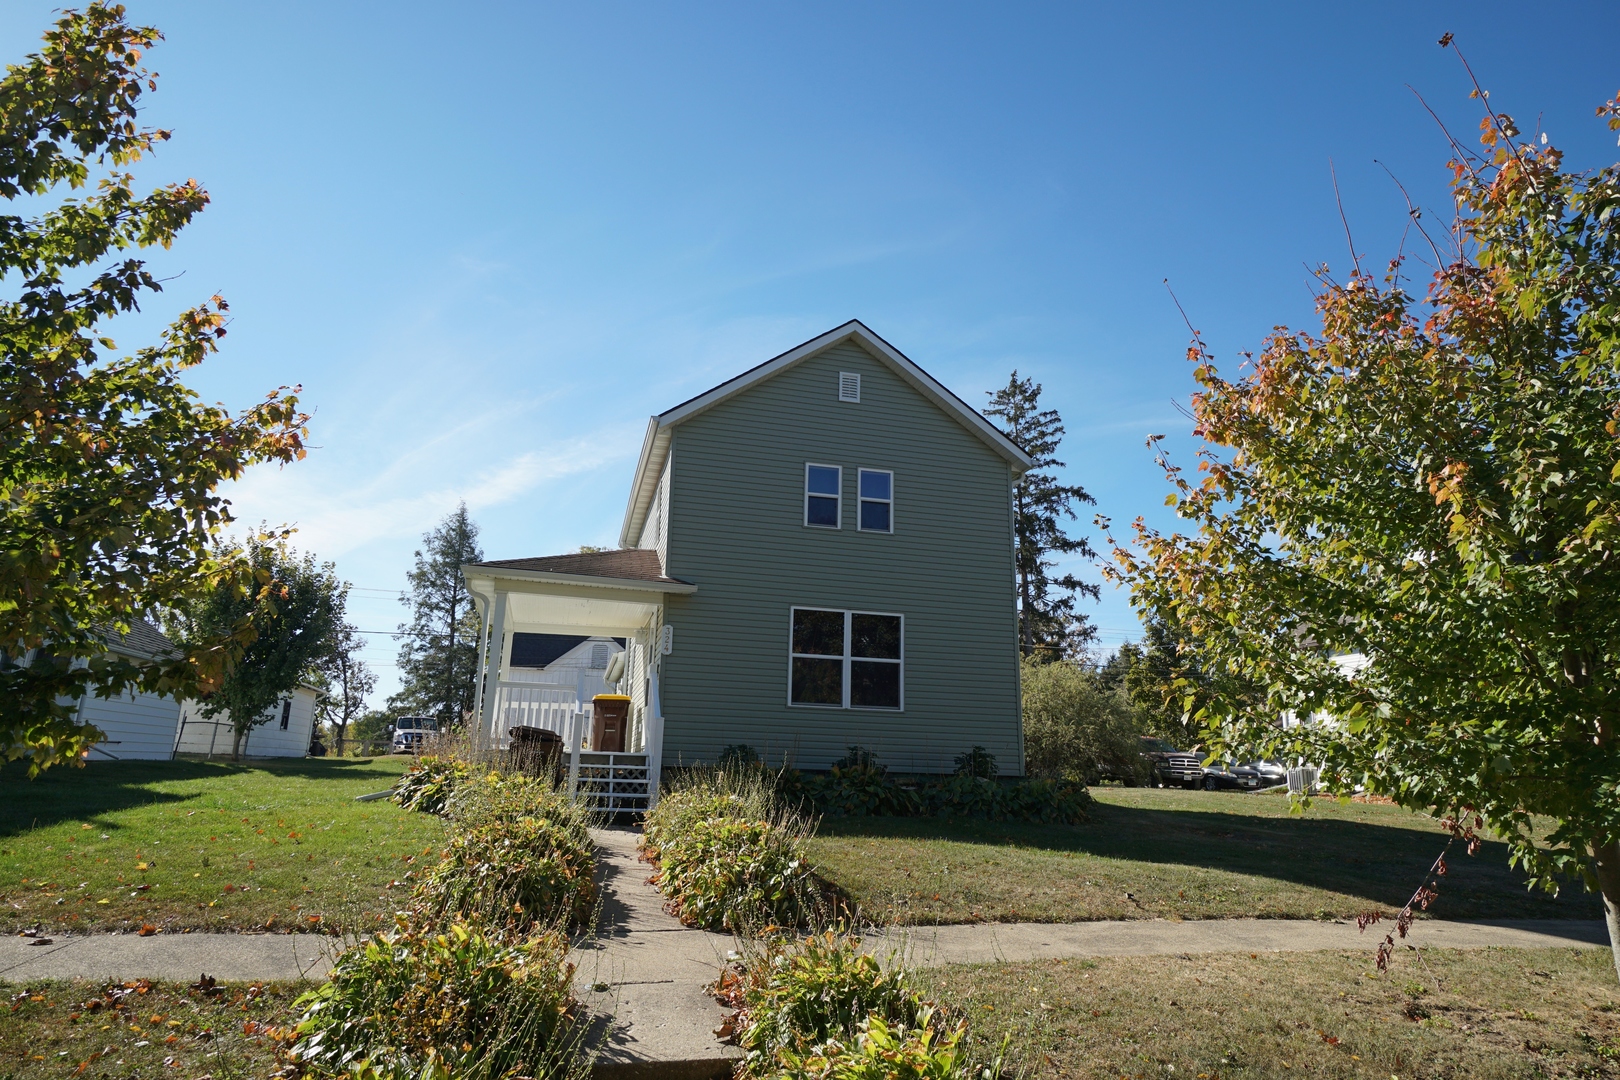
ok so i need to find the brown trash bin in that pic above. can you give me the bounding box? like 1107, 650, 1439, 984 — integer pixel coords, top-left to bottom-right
590, 694, 632, 753
508, 725, 566, 783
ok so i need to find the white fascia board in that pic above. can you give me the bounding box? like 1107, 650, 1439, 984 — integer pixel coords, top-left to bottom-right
618, 417, 669, 548
461, 564, 697, 596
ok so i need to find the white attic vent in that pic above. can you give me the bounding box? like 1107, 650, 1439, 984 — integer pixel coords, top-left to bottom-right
838, 372, 860, 403
589, 642, 611, 669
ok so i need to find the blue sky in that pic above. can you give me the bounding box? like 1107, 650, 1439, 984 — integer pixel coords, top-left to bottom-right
6, 2, 1616, 701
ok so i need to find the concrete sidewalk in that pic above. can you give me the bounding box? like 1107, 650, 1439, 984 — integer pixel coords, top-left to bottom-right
7, 911, 1603, 986
870, 915, 1608, 966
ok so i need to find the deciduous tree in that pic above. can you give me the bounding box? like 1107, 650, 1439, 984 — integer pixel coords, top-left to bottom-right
173, 538, 341, 759
0, 4, 306, 772
985, 373, 1097, 659
312, 597, 375, 752
1108, 68, 1620, 977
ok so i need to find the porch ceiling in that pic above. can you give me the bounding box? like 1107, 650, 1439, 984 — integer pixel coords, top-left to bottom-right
464, 561, 694, 636
503, 590, 661, 634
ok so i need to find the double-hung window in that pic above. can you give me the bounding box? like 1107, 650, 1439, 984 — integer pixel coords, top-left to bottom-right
858, 469, 892, 532
804, 464, 841, 528
789, 608, 903, 709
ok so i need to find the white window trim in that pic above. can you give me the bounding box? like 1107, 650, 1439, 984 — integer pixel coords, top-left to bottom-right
787, 606, 904, 711
857, 468, 894, 534
804, 462, 842, 529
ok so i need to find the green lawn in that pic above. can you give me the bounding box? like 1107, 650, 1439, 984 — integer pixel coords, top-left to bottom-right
0, 757, 445, 934
923, 946, 1620, 1079
808, 787, 1603, 925
0, 978, 308, 1079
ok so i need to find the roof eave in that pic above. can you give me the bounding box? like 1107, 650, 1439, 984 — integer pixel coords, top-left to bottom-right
462, 562, 697, 595
618, 417, 669, 548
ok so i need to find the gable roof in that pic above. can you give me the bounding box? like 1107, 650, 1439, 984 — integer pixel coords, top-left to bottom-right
101, 620, 180, 662
619, 320, 1032, 546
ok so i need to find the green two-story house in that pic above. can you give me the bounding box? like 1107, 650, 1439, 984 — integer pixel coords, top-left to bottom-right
463, 320, 1033, 804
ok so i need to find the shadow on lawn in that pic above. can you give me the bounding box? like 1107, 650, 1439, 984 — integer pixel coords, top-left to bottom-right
815, 798, 1604, 920
0, 756, 403, 836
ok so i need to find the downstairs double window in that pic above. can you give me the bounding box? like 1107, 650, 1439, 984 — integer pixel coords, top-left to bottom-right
789, 607, 903, 710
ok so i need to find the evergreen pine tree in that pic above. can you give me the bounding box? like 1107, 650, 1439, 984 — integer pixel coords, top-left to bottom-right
985, 372, 1098, 659
390, 503, 484, 728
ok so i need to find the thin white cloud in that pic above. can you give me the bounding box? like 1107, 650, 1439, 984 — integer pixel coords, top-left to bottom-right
223, 430, 630, 559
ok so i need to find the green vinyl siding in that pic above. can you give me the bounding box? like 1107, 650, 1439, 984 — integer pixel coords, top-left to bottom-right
659, 340, 1022, 774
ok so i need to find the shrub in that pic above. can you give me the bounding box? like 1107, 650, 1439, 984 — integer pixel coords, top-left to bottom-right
730, 932, 1003, 1080
802, 760, 922, 817
420, 770, 596, 928
290, 919, 579, 1080
737, 931, 918, 1061
644, 770, 816, 931
1021, 658, 1148, 784
953, 746, 998, 780
776, 1008, 987, 1080
784, 748, 1092, 824
997, 776, 1093, 825
391, 754, 473, 815
719, 743, 761, 769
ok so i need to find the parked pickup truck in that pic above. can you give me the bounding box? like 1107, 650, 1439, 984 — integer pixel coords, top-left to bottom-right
1139, 736, 1205, 788
391, 716, 439, 754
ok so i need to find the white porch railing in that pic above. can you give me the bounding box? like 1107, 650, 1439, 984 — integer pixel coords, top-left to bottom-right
492, 683, 585, 748
492, 680, 664, 813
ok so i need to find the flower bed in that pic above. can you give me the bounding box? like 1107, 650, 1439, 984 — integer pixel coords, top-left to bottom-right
422, 771, 598, 928
291, 919, 580, 1080
642, 773, 817, 932
716, 931, 1005, 1080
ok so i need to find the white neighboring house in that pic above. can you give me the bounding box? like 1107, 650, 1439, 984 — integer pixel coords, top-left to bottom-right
76, 621, 185, 761
175, 684, 321, 759
504, 634, 626, 703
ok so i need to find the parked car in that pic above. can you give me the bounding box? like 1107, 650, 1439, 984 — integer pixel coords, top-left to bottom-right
1139, 737, 1204, 788
1200, 761, 1263, 790
1201, 759, 1289, 791
391, 716, 439, 754
1245, 760, 1288, 787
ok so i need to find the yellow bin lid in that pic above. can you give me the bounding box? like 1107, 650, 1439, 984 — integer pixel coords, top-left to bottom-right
592, 694, 632, 702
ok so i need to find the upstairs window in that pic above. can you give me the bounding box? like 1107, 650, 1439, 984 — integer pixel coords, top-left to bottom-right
858, 469, 892, 532
805, 464, 841, 528
789, 608, 903, 710
838, 372, 860, 402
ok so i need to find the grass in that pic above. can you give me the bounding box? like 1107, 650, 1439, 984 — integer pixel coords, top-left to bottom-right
0, 757, 446, 934
808, 787, 1603, 925
921, 946, 1620, 1079
0, 977, 308, 1079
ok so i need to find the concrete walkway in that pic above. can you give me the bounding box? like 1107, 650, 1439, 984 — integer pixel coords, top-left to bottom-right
572, 827, 742, 1079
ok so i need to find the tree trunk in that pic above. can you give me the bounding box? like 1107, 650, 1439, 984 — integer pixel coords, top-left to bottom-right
1594, 838, 1620, 983
231, 726, 243, 762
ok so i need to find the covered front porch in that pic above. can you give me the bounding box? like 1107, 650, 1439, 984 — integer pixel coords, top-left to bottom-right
463, 550, 695, 813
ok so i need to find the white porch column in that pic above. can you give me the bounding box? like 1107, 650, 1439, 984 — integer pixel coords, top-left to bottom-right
478, 589, 509, 749
469, 593, 492, 731
645, 669, 665, 811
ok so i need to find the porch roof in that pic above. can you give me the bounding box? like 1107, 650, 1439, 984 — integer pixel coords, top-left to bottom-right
462, 548, 694, 637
